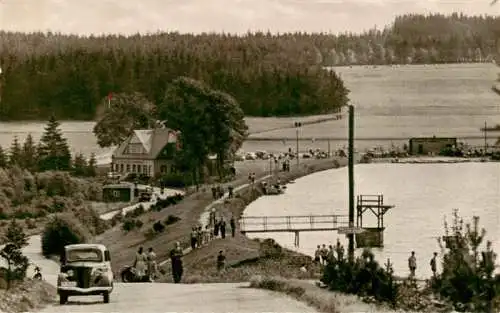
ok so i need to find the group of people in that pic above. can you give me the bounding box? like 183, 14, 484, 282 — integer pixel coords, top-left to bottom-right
314, 240, 344, 266
133, 247, 158, 281
408, 251, 439, 278
313, 243, 440, 280
133, 242, 185, 283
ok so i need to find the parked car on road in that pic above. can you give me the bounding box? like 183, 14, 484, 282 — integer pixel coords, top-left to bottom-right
57, 244, 114, 305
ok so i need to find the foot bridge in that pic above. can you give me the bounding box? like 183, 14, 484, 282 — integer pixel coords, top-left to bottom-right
239, 194, 394, 248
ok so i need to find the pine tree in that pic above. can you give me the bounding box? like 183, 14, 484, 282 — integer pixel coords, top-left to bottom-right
87, 153, 97, 177
38, 116, 72, 171
21, 133, 37, 171
72, 153, 87, 176
0, 145, 7, 168
0, 219, 29, 289
9, 136, 22, 166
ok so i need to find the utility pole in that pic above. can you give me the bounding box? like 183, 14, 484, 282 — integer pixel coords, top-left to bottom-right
295, 122, 302, 167
348, 105, 355, 264
484, 121, 487, 156
327, 138, 331, 158
269, 157, 273, 176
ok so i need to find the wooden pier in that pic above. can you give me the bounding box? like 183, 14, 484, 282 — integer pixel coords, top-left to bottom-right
240, 214, 349, 247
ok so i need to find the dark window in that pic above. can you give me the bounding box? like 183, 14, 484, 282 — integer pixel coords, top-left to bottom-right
104, 250, 111, 261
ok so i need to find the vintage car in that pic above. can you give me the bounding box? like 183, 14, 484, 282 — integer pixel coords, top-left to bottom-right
57, 244, 114, 304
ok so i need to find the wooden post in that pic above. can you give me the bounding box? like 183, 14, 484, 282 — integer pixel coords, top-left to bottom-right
484, 121, 487, 156
348, 105, 355, 263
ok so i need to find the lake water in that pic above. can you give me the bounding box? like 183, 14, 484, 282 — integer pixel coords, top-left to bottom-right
243, 163, 500, 279
0, 63, 498, 161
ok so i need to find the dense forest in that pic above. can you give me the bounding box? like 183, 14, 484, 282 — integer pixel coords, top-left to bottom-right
0, 13, 499, 120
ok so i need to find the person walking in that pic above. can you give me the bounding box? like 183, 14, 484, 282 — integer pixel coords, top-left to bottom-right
214, 219, 220, 238
190, 227, 198, 250
147, 247, 157, 282
217, 250, 226, 271
408, 251, 417, 278
134, 247, 147, 280
230, 215, 236, 237
170, 242, 184, 283
220, 218, 227, 239
430, 252, 438, 277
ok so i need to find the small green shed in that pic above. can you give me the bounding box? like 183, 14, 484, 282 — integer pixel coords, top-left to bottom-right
103, 183, 134, 202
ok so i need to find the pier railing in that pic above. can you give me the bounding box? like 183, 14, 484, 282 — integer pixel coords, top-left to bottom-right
239, 214, 350, 233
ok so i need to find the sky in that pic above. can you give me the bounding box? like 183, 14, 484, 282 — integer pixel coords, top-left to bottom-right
1, 0, 500, 35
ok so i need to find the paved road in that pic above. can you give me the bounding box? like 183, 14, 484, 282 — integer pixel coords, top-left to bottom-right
37, 282, 315, 313
25, 225, 317, 313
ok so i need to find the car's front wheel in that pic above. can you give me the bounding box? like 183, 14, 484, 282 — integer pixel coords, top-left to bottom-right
103, 291, 110, 303
59, 293, 68, 305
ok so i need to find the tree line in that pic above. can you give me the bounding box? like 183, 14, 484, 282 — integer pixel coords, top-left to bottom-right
0, 116, 97, 176
1, 13, 498, 120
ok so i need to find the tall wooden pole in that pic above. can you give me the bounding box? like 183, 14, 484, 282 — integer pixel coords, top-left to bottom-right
348, 105, 355, 263
484, 121, 487, 156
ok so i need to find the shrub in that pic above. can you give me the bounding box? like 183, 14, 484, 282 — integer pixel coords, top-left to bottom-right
321, 247, 399, 306
122, 219, 136, 232
164, 215, 181, 226
431, 210, 500, 312
72, 205, 109, 235
125, 205, 145, 218
41, 214, 90, 258
152, 194, 184, 212
152, 221, 165, 233
135, 219, 143, 228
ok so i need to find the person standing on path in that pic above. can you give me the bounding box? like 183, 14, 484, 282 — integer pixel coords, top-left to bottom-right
408, 251, 417, 278
320, 244, 328, 265
170, 242, 184, 283
430, 252, 438, 277
230, 215, 236, 237
134, 247, 147, 280
220, 218, 227, 239
147, 247, 157, 282
314, 245, 321, 264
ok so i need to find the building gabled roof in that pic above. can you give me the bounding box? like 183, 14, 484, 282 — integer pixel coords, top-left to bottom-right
112, 128, 179, 160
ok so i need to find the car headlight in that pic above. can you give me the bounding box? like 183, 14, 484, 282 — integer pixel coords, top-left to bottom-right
66, 269, 74, 277
92, 266, 108, 276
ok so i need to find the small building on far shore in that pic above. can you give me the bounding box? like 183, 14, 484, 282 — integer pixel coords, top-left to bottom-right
408, 137, 457, 155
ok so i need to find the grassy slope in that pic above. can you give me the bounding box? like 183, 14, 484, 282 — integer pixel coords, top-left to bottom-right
96, 157, 345, 280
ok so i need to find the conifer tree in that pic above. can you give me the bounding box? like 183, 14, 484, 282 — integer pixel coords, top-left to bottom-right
22, 134, 37, 171
87, 153, 97, 177
0, 145, 7, 168
38, 116, 72, 171
72, 153, 87, 176
9, 137, 22, 166
0, 219, 29, 289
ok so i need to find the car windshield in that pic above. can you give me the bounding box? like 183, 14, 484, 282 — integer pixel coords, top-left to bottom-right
66, 248, 103, 263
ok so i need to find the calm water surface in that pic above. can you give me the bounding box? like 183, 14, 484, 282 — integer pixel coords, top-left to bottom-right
0, 64, 498, 160
244, 163, 500, 278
